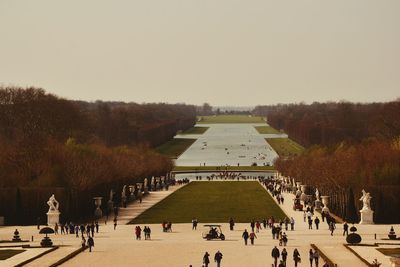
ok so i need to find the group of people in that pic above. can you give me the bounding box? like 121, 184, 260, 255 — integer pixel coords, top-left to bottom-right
162, 221, 173, 232
202, 251, 223, 267
229, 216, 295, 232
52, 221, 99, 237
271, 246, 301, 267
134, 225, 152, 240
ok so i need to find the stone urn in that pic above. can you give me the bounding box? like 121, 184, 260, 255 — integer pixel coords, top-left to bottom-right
321, 196, 330, 213
388, 226, 397, 240
12, 229, 21, 242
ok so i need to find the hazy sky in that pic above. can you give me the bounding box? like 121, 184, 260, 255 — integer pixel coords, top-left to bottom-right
1, 1, 399, 106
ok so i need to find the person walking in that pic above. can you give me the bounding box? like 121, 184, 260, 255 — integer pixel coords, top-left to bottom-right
329, 221, 336, 236
281, 248, 288, 266
256, 221, 261, 233
113, 217, 117, 230
135, 226, 142, 240
250, 220, 255, 232
271, 246, 280, 267
321, 211, 326, 222
87, 236, 94, 252
229, 218, 235, 231
249, 231, 257, 245
343, 222, 349, 236
147, 226, 151, 240
81, 236, 86, 248
95, 221, 99, 233
203, 252, 210, 267
314, 250, 320, 267
282, 232, 288, 246
242, 229, 249, 245
293, 248, 301, 267
303, 211, 307, 222
90, 222, 95, 237
308, 217, 313, 229
309, 248, 314, 267
214, 250, 223, 267
192, 218, 198, 230
314, 217, 320, 230
290, 217, 295, 231
54, 223, 59, 234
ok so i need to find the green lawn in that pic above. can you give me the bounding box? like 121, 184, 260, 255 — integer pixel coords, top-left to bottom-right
173, 165, 275, 171
129, 181, 286, 223
197, 115, 265, 124
180, 127, 209, 134
266, 138, 304, 157
255, 126, 281, 134
0, 249, 25, 260
155, 138, 196, 158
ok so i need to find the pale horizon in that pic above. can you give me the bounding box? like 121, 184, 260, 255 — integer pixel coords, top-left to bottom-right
1, 0, 399, 106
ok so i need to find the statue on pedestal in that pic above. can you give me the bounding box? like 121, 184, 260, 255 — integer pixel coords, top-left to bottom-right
46, 194, 60, 226
359, 189, 374, 224
314, 188, 322, 212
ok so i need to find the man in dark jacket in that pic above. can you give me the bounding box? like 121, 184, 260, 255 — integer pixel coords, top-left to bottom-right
242, 229, 249, 245
87, 236, 94, 252
271, 246, 280, 267
229, 218, 235, 231
314, 217, 320, 230
214, 250, 223, 267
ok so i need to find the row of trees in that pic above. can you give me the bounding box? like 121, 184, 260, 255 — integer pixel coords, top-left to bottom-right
0, 87, 196, 189
256, 101, 400, 222
253, 101, 400, 147
275, 140, 400, 222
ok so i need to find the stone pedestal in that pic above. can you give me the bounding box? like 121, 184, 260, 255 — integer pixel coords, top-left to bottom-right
47, 211, 60, 226
314, 199, 322, 212
359, 209, 374, 224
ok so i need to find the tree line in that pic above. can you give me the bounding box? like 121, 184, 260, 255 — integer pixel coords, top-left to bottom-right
254, 101, 400, 222
253, 101, 400, 147
0, 87, 196, 189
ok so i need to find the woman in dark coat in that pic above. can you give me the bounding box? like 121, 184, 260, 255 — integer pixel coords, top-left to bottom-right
203, 251, 210, 267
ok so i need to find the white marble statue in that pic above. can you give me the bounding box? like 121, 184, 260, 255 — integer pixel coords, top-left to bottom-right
315, 188, 320, 200
360, 189, 372, 210
47, 194, 59, 212
144, 178, 148, 188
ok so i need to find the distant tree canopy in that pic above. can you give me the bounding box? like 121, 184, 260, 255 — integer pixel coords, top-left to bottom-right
196, 103, 214, 116
253, 101, 400, 147
0, 87, 195, 189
